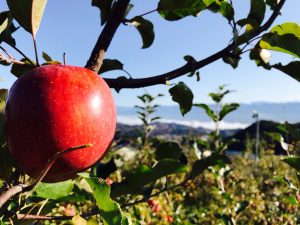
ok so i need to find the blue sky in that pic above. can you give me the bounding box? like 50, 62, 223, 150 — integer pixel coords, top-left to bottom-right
1, 0, 300, 107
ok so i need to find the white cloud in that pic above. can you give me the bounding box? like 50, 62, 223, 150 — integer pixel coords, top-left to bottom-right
117, 115, 249, 130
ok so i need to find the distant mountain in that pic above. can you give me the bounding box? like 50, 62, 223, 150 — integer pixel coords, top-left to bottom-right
227, 120, 300, 154
116, 122, 208, 138
117, 102, 300, 126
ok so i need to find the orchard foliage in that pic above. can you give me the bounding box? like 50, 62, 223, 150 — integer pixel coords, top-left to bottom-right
0, 0, 300, 224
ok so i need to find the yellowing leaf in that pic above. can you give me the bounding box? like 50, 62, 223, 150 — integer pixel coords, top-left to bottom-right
72, 215, 87, 225
6, 0, 47, 38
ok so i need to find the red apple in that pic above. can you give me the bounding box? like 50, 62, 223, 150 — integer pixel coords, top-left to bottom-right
4, 65, 116, 182
166, 215, 174, 223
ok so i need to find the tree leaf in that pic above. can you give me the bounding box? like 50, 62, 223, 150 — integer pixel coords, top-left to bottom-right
282, 157, 300, 171
194, 103, 216, 122
0, 89, 7, 146
0, 11, 10, 35
92, 0, 113, 26
219, 103, 239, 121
249, 47, 272, 69
11, 58, 36, 77
34, 180, 74, 200
42, 52, 52, 62
0, 147, 14, 179
169, 82, 193, 116
157, 0, 206, 21
246, 0, 266, 31
156, 141, 183, 161
219, 1, 234, 21
91, 158, 117, 179
266, 0, 278, 10
191, 153, 231, 178
84, 177, 124, 225
0, 21, 18, 46
285, 196, 298, 205
0, 89, 7, 112
6, 0, 47, 38
259, 23, 300, 58
222, 48, 241, 69
130, 16, 154, 49
111, 159, 189, 196
124, 4, 134, 17
72, 215, 87, 225
99, 59, 123, 74
273, 61, 300, 82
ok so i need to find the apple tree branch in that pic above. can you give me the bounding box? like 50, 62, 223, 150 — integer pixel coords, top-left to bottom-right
94, 0, 285, 89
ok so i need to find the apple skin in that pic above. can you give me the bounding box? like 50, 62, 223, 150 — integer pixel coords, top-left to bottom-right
4, 65, 116, 182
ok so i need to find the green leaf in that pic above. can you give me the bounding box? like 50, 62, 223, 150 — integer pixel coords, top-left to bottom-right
209, 90, 230, 103
157, 0, 205, 21
223, 48, 241, 69
11, 58, 36, 77
0, 21, 18, 46
42, 52, 52, 62
0, 147, 14, 179
91, 158, 117, 179
0, 11, 10, 35
246, 0, 266, 31
72, 215, 88, 225
84, 177, 123, 225
184, 55, 197, 63
282, 157, 300, 171
219, 103, 239, 121
194, 103, 216, 122
266, 0, 278, 10
285, 196, 298, 205
0, 89, 7, 145
112, 159, 189, 196
219, 2, 234, 21
99, 59, 123, 74
191, 153, 231, 178
156, 141, 183, 161
273, 61, 300, 82
169, 82, 193, 116
34, 180, 74, 200
92, 0, 113, 26
130, 16, 154, 49
249, 47, 271, 69
235, 201, 249, 214
259, 23, 300, 58
6, 0, 47, 38
124, 4, 134, 17
151, 116, 161, 122
0, 89, 7, 112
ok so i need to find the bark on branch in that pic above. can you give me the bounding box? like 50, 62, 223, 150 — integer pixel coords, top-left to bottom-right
104, 0, 286, 89
85, 0, 130, 72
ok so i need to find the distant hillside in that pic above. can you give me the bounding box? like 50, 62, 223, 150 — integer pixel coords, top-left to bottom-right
116, 122, 209, 138
117, 102, 300, 125
227, 120, 300, 154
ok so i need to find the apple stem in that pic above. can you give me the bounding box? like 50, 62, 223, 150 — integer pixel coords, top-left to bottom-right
63, 52, 66, 65
32, 35, 40, 66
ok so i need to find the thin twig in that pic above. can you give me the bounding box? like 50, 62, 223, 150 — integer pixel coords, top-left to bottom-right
104, 0, 286, 89
0, 144, 92, 209
0, 50, 25, 65
138, 9, 157, 18
6, 44, 35, 65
